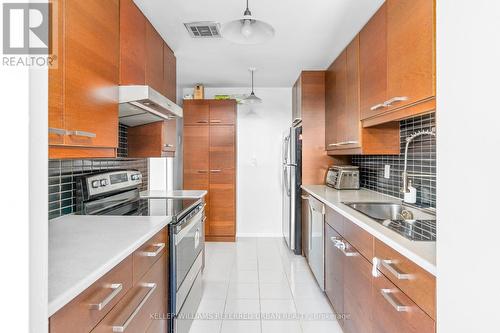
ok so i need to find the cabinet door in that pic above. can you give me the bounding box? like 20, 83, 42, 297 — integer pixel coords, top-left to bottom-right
162, 119, 177, 155
386, 0, 435, 111
325, 51, 346, 150
372, 272, 435, 333
183, 101, 209, 125
145, 22, 164, 93
64, 0, 119, 149
119, 0, 146, 85
343, 241, 372, 333
344, 36, 361, 149
162, 43, 177, 101
360, 3, 388, 120
325, 224, 344, 326
48, 0, 64, 145
209, 126, 236, 238
209, 100, 236, 125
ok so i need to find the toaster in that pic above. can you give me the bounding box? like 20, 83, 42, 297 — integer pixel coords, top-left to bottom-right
326, 166, 360, 190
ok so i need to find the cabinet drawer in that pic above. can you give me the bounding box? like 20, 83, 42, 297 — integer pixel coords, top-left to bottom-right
372, 271, 434, 333
325, 206, 343, 235
343, 218, 373, 260
50, 256, 133, 333
133, 229, 167, 284
92, 254, 166, 333
374, 239, 435, 320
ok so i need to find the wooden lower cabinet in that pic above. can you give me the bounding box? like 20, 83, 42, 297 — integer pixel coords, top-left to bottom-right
372, 272, 434, 333
323, 212, 436, 333
50, 230, 168, 333
343, 241, 372, 333
92, 254, 166, 333
324, 224, 344, 325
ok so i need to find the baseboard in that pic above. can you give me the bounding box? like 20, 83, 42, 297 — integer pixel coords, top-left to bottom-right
236, 233, 283, 238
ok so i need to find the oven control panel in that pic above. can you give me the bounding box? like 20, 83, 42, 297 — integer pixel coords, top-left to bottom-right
86, 170, 142, 197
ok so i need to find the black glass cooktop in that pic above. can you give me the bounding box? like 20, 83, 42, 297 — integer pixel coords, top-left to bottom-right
139, 198, 200, 220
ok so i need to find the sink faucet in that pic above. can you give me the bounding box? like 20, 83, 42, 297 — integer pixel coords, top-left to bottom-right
401, 128, 436, 195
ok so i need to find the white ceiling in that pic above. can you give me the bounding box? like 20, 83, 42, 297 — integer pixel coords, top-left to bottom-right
134, 0, 384, 89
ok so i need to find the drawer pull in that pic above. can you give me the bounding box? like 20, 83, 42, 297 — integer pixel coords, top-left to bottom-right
370, 103, 386, 111
337, 141, 359, 146
210, 119, 222, 123
68, 130, 97, 138
331, 237, 359, 257
384, 96, 408, 107
380, 288, 410, 312
196, 120, 209, 124
327, 143, 340, 147
163, 144, 174, 148
89, 283, 123, 311
381, 260, 412, 280
197, 170, 208, 174
140, 243, 165, 257
210, 169, 222, 173
112, 283, 157, 332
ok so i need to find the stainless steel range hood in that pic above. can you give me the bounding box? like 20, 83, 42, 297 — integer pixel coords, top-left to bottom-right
118, 85, 183, 127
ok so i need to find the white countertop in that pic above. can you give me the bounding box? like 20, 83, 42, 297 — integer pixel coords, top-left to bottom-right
48, 214, 172, 317
301, 185, 436, 276
140, 190, 207, 199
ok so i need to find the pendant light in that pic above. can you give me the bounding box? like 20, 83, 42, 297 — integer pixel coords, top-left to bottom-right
222, 0, 275, 45
241, 68, 262, 105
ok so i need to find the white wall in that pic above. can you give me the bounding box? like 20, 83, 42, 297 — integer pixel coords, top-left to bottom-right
437, 1, 500, 332
182, 87, 292, 237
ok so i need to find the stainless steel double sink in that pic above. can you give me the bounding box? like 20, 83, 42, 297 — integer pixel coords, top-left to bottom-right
343, 202, 436, 242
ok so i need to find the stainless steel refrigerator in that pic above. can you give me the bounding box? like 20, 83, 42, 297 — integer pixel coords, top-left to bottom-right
282, 125, 302, 255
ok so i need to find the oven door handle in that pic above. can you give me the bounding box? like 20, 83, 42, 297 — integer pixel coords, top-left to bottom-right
175, 210, 204, 245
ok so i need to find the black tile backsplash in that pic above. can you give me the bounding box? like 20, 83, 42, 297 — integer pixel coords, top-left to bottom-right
118, 124, 128, 158
48, 159, 148, 219
352, 113, 436, 208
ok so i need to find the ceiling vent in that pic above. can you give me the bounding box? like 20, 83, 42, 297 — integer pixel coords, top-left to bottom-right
184, 21, 222, 38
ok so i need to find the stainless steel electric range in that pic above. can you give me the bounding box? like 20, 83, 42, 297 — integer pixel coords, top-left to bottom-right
75, 170, 205, 333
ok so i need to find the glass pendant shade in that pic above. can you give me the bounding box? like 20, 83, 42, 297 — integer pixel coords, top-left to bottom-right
222, 1, 275, 45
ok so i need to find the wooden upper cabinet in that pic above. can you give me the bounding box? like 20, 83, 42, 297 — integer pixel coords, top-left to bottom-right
119, 0, 146, 85
48, 0, 64, 146
145, 22, 164, 93
386, 0, 435, 111
127, 120, 177, 158
63, 0, 119, 149
162, 43, 177, 101
360, 0, 436, 126
360, 3, 388, 120
183, 100, 210, 125
345, 36, 361, 148
325, 51, 346, 151
209, 100, 236, 125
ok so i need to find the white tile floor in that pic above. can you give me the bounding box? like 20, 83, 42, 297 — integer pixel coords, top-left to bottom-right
189, 238, 343, 333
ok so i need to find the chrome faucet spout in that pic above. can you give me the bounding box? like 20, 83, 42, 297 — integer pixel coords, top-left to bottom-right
401, 128, 436, 194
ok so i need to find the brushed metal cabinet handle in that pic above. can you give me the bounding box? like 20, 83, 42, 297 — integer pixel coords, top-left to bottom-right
210, 169, 222, 173
68, 130, 96, 138
197, 170, 208, 174
384, 96, 409, 107
48, 128, 68, 135
328, 143, 340, 147
89, 283, 123, 311
140, 243, 165, 257
163, 144, 174, 148
333, 240, 359, 257
337, 141, 359, 146
196, 120, 209, 124
381, 260, 412, 280
370, 103, 386, 111
112, 283, 157, 332
210, 120, 222, 123
380, 288, 410, 312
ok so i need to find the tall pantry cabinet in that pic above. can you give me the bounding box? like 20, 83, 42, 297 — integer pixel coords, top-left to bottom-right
183, 100, 237, 242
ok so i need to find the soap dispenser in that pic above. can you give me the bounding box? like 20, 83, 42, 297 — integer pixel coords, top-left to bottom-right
404, 180, 417, 204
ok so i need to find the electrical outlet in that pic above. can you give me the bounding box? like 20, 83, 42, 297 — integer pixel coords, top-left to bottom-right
384, 165, 391, 179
